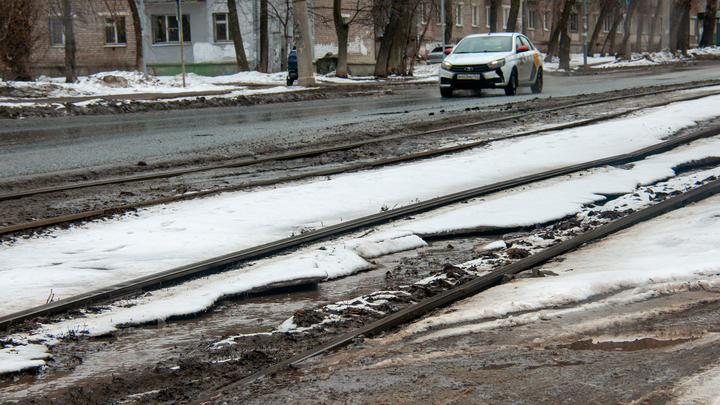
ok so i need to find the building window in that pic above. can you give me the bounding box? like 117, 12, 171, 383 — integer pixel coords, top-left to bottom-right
617, 15, 624, 34
49, 16, 64, 46
435, 4, 442, 25
105, 16, 126, 45
528, 10, 536, 29
471, 5, 478, 27
152, 14, 191, 44
455, 4, 463, 26
486, 6, 491, 28
543, 12, 549, 30
689, 17, 696, 36
569, 12, 578, 31
214, 13, 231, 42
502, 6, 510, 29
603, 15, 611, 32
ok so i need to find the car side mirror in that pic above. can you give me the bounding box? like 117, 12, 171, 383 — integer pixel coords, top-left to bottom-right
517, 45, 530, 52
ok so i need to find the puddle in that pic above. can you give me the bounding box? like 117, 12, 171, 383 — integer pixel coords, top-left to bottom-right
557, 337, 698, 352
0, 236, 496, 401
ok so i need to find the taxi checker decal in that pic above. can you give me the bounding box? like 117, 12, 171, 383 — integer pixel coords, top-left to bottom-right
531, 51, 540, 80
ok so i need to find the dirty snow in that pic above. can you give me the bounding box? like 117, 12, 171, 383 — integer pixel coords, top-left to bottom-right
2, 94, 720, 376
543, 46, 720, 71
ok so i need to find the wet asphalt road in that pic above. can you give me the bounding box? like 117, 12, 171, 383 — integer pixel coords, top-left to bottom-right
1, 63, 719, 178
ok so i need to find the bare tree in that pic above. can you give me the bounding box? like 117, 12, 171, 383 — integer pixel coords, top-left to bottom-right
647, 0, 665, 51
587, 0, 615, 55
669, 0, 691, 55
126, 0, 142, 71
600, 4, 623, 56
61, 0, 77, 82
506, 0, 521, 32
258, 0, 268, 72
488, 0, 501, 32
374, 0, 414, 76
228, 0, 250, 71
545, 0, 576, 62
617, 0, 639, 59
444, 0, 453, 42
699, 0, 717, 47
0, 0, 39, 80
268, 0, 293, 71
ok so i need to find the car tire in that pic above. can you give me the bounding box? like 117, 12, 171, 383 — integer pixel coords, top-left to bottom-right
504, 69, 518, 96
440, 88, 453, 98
531, 69, 543, 94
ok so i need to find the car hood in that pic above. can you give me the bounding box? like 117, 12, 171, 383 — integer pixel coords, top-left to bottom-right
445, 52, 511, 65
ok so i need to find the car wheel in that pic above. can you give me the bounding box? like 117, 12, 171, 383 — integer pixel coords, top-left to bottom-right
440, 88, 453, 98
504, 69, 518, 96
531, 69, 543, 94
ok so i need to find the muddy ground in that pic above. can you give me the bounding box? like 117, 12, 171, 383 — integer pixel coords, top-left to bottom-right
2, 80, 720, 236
3, 74, 720, 404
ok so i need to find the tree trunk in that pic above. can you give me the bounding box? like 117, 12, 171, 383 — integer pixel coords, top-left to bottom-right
634, 1, 643, 52
506, 0, 521, 32
559, 28, 572, 69
647, 0, 664, 51
699, 0, 717, 47
259, 0, 268, 72
0, 0, 36, 81
668, 0, 690, 53
333, 0, 350, 77
127, 0, 142, 71
617, 0, 638, 59
228, 0, 249, 71
62, 0, 76, 82
374, 7, 400, 76
679, 0, 690, 55
444, 0, 453, 42
489, 0, 500, 32
587, 0, 614, 56
387, 0, 412, 75
545, 0, 576, 62
601, 5, 623, 56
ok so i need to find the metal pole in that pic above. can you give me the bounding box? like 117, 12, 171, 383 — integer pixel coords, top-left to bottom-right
582, 0, 588, 66
138, 0, 147, 75
175, 0, 186, 87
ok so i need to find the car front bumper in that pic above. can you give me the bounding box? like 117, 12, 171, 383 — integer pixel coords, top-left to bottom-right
439, 66, 508, 89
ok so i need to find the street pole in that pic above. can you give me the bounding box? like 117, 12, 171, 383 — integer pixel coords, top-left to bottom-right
582, 0, 588, 67
138, 0, 147, 75
175, 0, 186, 87
292, 0, 316, 86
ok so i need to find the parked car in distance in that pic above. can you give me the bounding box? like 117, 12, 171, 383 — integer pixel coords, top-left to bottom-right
438, 33, 543, 98
427, 45, 454, 64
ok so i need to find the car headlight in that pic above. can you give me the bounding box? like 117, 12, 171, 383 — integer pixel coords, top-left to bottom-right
488, 59, 506, 69
442, 61, 453, 70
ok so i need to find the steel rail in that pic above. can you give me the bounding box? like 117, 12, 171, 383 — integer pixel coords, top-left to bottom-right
3, 90, 720, 237
189, 177, 720, 404
2, 124, 719, 330
1, 80, 718, 203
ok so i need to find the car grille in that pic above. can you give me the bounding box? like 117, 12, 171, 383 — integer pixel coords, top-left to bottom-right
449, 64, 490, 73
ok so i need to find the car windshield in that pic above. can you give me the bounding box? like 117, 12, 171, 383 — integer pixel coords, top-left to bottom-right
453, 36, 513, 53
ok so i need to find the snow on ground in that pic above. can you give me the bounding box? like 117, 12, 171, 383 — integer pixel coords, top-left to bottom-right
2, 94, 720, 376
543, 46, 720, 71
1, 94, 719, 317
404, 189, 720, 342
0, 64, 440, 106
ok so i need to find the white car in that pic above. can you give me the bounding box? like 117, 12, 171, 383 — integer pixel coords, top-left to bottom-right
438, 32, 543, 98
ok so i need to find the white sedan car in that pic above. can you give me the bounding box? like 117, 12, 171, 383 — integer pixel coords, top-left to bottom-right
438, 32, 543, 98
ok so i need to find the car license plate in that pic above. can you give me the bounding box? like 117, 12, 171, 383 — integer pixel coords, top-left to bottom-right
457, 74, 480, 80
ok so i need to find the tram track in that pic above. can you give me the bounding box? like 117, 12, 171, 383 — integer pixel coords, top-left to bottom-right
2, 82, 720, 237
2, 123, 719, 331
1, 81, 719, 204
188, 176, 720, 404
